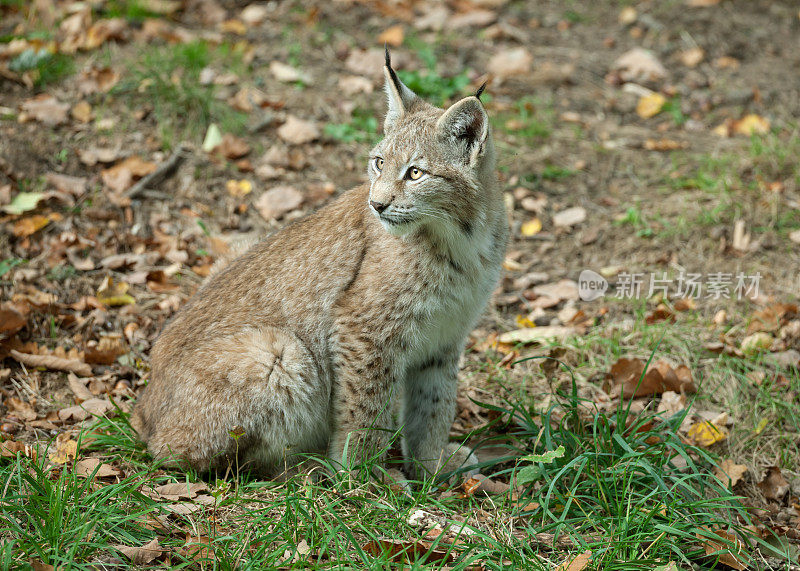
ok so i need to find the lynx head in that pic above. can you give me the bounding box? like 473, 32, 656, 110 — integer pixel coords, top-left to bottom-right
367, 49, 498, 238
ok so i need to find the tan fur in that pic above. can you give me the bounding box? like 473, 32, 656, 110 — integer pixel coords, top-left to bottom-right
131, 58, 508, 478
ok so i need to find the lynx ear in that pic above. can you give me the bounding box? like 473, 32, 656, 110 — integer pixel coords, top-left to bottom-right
383, 47, 417, 132
436, 96, 488, 165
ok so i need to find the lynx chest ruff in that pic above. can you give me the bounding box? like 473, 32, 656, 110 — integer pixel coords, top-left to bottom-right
131, 49, 507, 478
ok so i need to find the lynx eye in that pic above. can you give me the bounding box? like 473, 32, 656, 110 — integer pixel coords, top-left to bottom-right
407, 167, 424, 180
374, 157, 384, 171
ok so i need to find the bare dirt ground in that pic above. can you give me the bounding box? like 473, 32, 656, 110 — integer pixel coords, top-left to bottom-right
1, 0, 800, 567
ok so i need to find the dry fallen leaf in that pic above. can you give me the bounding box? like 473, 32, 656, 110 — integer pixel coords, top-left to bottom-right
605, 358, 697, 398
714, 459, 747, 488
732, 114, 770, 136
20, 94, 70, 125
255, 186, 303, 220
644, 138, 688, 151
553, 206, 586, 228
488, 47, 532, 80
362, 538, 453, 563
757, 466, 789, 501
12, 214, 52, 237
277, 115, 320, 145
378, 25, 404, 47
84, 335, 127, 365
697, 529, 748, 570
612, 48, 667, 83
740, 331, 773, 355
101, 156, 157, 193
96, 276, 135, 306
498, 326, 576, 345
58, 397, 114, 421
337, 75, 374, 95
114, 538, 163, 566
0, 301, 29, 336
68, 373, 94, 401
10, 349, 92, 377
555, 550, 592, 571
679, 47, 705, 68
226, 179, 253, 198
269, 61, 310, 83
636, 92, 666, 119
212, 133, 251, 160
686, 420, 728, 447
152, 481, 210, 501
520, 218, 542, 237
48, 433, 78, 464
75, 457, 122, 479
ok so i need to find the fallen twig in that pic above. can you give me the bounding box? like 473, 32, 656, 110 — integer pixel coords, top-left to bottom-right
10, 349, 93, 377
126, 144, 191, 199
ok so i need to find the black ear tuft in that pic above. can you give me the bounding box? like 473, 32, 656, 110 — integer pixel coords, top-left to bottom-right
385, 44, 391, 68
474, 82, 487, 101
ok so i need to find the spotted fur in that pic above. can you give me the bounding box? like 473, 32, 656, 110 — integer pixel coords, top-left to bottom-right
131, 57, 508, 478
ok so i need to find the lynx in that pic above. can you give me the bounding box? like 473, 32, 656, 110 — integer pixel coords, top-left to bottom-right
131, 50, 508, 478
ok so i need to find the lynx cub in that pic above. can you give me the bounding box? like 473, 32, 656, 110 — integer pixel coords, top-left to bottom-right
132, 51, 508, 478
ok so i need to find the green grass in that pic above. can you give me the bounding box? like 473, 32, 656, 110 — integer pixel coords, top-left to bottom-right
111, 40, 250, 148
99, 0, 169, 22
8, 48, 74, 86
324, 108, 379, 144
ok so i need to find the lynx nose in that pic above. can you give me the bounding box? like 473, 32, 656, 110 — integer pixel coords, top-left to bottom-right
370, 200, 389, 213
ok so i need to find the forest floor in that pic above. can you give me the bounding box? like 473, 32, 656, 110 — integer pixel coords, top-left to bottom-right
1, 0, 799, 569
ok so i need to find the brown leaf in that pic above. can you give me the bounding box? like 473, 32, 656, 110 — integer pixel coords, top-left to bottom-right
0, 301, 30, 336
644, 138, 688, 151
101, 156, 157, 193
488, 47, 532, 80
6, 396, 37, 421
77, 66, 119, 95
48, 433, 78, 464
277, 115, 320, 145
58, 398, 113, 421
255, 186, 303, 220
75, 457, 122, 478
20, 94, 70, 126
68, 373, 94, 401
45, 173, 87, 197
96, 276, 135, 306
213, 133, 251, 159
84, 335, 127, 365
1, 440, 36, 459
362, 538, 453, 563
10, 349, 92, 377
114, 538, 163, 565
269, 61, 310, 83
180, 534, 214, 562
378, 25, 404, 47
679, 47, 705, 68
714, 459, 747, 488
553, 206, 586, 228
697, 529, 748, 570
153, 481, 209, 501
71, 101, 93, 123
12, 215, 51, 237
337, 75, 374, 95
555, 550, 592, 571
612, 48, 667, 83
77, 147, 122, 166
606, 358, 696, 398
83, 18, 128, 50
757, 466, 789, 501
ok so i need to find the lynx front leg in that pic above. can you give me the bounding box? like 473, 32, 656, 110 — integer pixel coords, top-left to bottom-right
403, 351, 473, 478
328, 333, 396, 471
